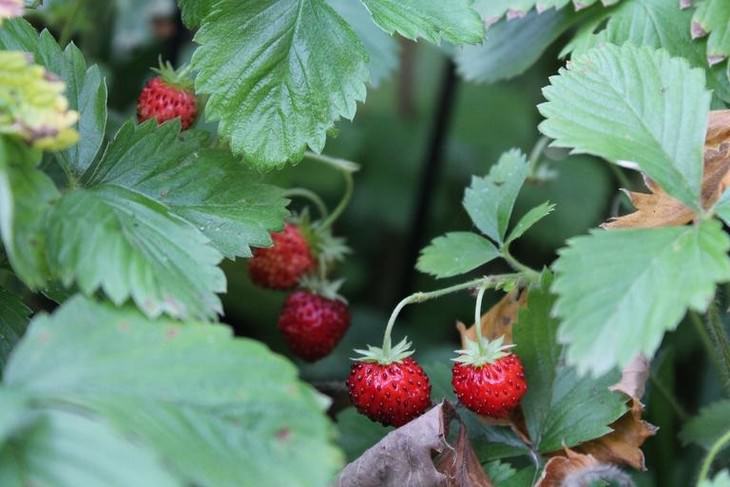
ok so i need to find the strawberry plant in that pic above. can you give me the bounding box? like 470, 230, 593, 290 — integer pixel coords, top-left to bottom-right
2, 0, 730, 486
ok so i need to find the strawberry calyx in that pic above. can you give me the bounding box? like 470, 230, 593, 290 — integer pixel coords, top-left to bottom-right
291, 211, 350, 267
298, 274, 346, 303
452, 335, 516, 367
152, 58, 195, 92
352, 337, 415, 365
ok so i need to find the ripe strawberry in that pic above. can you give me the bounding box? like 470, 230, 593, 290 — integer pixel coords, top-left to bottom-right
249, 224, 316, 290
451, 337, 526, 418
137, 61, 197, 130
347, 339, 431, 427
278, 290, 350, 362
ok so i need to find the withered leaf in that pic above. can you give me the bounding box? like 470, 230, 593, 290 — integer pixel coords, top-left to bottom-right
336, 402, 456, 487
536, 448, 634, 487
434, 425, 493, 487
604, 110, 730, 229
610, 354, 650, 400
456, 290, 527, 347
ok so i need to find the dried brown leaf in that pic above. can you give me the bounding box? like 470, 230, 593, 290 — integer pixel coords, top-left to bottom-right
610, 354, 650, 400
456, 290, 527, 347
536, 449, 601, 487
604, 110, 730, 229
435, 425, 493, 487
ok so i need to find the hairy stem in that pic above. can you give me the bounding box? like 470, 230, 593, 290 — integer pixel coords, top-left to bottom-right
303, 152, 358, 229
381, 274, 522, 356
283, 188, 329, 219
706, 301, 730, 395
698, 429, 730, 485
473, 285, 488, 353
527, 135, 550, 177
501, 248, 540, 282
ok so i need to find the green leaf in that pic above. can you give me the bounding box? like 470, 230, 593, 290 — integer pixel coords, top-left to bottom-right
327, 0, 399, 87
84, 121, 288, 259
514, 275, 626, 452
178, 0, 215, 28
417, 232, 500, 279
715, 188, 730, 225
505, 201, 555, 245
4, 296, 343, 486
46, 185, 225, 320
680, 399, 730, 449
192, 0, 369, 168
0, 18, 107, 176
0, 409, 179, 487
0, 286, 30, 372
539, 43, 711, 210
484, 461, 517, 484
336, 407, 390, 462
359, 0, 484, 45
463, 149, 529, 245
701, 471, 730, 487
0, 139, 58, 289
691, 0, 730, 67
477, 0, 621, 25
553, 221, 730, 376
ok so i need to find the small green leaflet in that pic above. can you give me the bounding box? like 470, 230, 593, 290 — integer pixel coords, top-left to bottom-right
687, 0, 730, 68
539, 43, 711, 211
192, 0, 369, 169
680, 399, 730, 449
0, 18, 107, 177
463, 149, 529, 245
552, 221, 730, 376
359, 0, 483, 44
2, 296, 343, 486
417, 232, 499, 278
0, 138, 58, 289
506, 201, 555, 245
0, 286, 30, 372
514, 275, 626, 451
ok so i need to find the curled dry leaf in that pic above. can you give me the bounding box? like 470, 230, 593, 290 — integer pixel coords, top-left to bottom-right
434, 425, 493, 487
610, 354, 650, 399
536, 448, 634, 487
456, 290, 527, 347
604, 110, 730, 229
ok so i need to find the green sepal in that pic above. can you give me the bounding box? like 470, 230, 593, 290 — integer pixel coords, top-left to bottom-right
152, 58, 195, 91
299, 274, 347, 303
352, 337, 415, 365
452, 335, 516, 367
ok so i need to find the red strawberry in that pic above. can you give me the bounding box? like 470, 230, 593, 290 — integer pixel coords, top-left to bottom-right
249, 224, 316, 290
346, 349, 431, 427
278, 290, 350, 362
451, 337, 526, 418
137, 61, 197, 130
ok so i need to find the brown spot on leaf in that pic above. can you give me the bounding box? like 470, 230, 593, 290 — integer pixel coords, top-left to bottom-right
165, 327, 179, 340
276, 427, 291, 442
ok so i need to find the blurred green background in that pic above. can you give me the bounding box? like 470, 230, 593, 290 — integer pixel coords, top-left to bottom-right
24, 1, 730, 485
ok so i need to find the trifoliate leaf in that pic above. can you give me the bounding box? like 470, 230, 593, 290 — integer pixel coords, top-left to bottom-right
689, 0, 730, 67
539, 43, 711, 211
178, 0, 215, 28
0, 51, 78, 150
0, 286, 30, 372
192, 0, 369, 168
463, 149, 529, 245
359, 0, 484, 45
552, 220, 730, 376
3, 296, 343, 486
514, 276, 627, 452
680, 399, 730, 449
84, 121, 288, 259
0, 409, 179, 487
0, 0, 22, 24
0, 18, 107, 176
506, 201, 555, 244
46, 185, 225, 320
0, 138, 58, 289
328, 0, 399, 87
417, 232, 500, 279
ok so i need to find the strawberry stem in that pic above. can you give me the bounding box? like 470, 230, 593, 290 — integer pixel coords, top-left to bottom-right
501, 248, 540, 282
283, 188, 329, 219
474, 284, 488, 355
381, 274, 523, 359
303, 152, 359, 229
698, 429, 730, 484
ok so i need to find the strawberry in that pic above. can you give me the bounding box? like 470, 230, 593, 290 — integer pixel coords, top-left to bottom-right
451, 336, 527, 418
278, 290, 350, 362
137, 60, 197, 130
249, 224, 316, 290
346, 339, 431, 427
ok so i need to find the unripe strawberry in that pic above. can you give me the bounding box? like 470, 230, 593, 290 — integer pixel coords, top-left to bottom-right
249, 224, 316, 290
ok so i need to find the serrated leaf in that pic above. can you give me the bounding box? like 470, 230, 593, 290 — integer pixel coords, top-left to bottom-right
506, 201, 555, 244
680, 399, 730, 449
0, 18, 107, 176
417, 232, 499, 279
46, 185, 225, 320
691, 0, 730, 67
514, 276, 626, 452
0, 138, 58, 289
327, 0, 399, 87
0, 409, 179, 487
178, 0, 215, 28
84, 121, 288, 259
552, 220, 730, 376
0, 286, 30, 372
192, 0, 369, 168
539, 43, 711, 210
463, 149, 529, 245
359, 0, 484, 45
4, 296, 343, 486
478, 0, 619, 26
